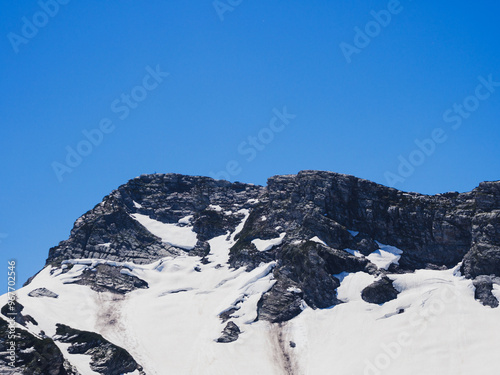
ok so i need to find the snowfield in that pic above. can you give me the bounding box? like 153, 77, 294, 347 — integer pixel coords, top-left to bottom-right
2, 213, 500, 374
131, 213, 198, 250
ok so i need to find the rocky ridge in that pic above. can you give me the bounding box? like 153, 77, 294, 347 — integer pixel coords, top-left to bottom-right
43, 171, 500, 317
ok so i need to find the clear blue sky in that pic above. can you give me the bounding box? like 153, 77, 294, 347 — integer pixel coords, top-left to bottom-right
1, 1, 499, 284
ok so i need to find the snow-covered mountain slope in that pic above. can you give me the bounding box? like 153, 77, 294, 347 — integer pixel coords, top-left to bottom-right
1, 171, 500, 374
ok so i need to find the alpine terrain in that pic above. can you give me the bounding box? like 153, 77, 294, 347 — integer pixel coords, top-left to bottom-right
1, 170, 500, 375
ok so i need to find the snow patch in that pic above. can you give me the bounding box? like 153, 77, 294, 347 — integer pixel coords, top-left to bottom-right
252, 233, 286, 252
57, 342, 97, 375
367, 242, 403, 270
309, 236, 327, 246
131, 213, 198, 250
335, 272, 377, 302
231, 209, 250, 242
178, 215, 193, 225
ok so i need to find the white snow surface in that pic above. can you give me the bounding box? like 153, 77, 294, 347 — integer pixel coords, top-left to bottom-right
309, 236, 327, 246
131, 213, 198, 250
367, 241, 404, 270
251, 233, 286, 252
207, 204, 223, 212
283, 265, 500, 374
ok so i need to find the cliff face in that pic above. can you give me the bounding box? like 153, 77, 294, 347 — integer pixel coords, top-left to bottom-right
43, 171, 500, 322
262, 172, 496, 275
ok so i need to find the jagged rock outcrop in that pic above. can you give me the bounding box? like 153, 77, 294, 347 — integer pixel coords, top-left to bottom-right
256, 241, 373, 322
67, 264, 149, 294
262, 172, 476, 270
28, 288, 59, 299
54, 324, 142, 375
0, 317, 79, 375
216, 321, 241, 343
0, 310, 142, 374
361, 277, 399, 304
38, 171, 500, 323
461, 185, 500, 278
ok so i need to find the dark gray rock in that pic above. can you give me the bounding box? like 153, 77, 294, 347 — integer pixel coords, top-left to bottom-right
264, 171, 476, 270
361, 276, 399, 304
461, 203, 500, 278
251, 239, 373, 322
473, 275, 500, 308
0, 317, 79, 375
67, 264, 148, 294
216, 321, 241, 343
257, 279, 306, 323
28, 287, 59, 298
219, 307, 239, 323
54, 323, 141, 375
350, 233, 380, 256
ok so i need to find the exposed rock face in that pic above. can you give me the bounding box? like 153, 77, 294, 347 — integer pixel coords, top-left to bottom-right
28, 287, 59, 298
461, 186, 500, 278
473, 275, 500, 308
216, 321, 241, 343
67, 264, 149, 294
261, 172, 476, 270
361, 277, 399, 304
38, 171, 500, 323
0, 306, 142, 374
0, 317, 79, 375
54, 323, 141, 375
256, 241, 372, 322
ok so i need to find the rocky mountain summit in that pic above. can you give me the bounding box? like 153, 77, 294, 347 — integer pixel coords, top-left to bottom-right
2, 171, 500, 374
45, 171, 500, 313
